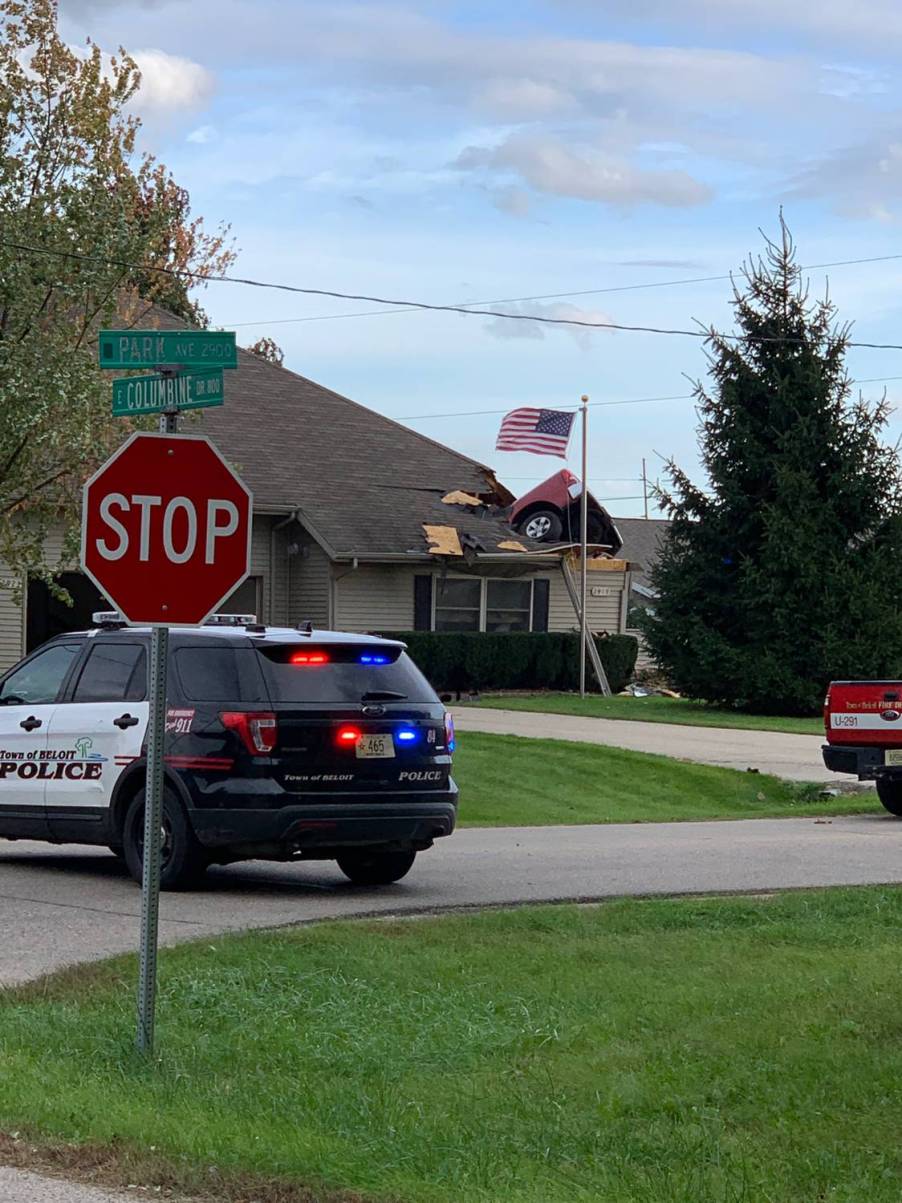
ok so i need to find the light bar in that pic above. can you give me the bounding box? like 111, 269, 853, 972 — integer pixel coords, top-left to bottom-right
360, 653, 390, 664
291, 651, 329, 665
204, 614, 258, 627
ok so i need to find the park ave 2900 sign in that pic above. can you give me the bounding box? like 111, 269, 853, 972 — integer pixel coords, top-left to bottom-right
81, 433, 253, 626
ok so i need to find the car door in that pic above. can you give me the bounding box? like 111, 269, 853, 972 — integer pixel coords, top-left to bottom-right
45, 638, 149, 844
0, 640, 83, 840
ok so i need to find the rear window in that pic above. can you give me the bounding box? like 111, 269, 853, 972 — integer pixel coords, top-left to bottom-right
174, 646, 265, 703
257, 644, 437, 705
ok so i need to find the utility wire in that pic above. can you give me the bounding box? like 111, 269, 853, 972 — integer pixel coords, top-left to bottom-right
223, 251, 902, 329
398, 375, 902, 422
4, 238, 902, 351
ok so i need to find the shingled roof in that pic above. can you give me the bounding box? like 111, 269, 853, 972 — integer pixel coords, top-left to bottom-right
612, 517, 670, 589
135, 305, 548, 559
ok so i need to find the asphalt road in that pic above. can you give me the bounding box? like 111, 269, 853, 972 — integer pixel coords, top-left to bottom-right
454, 706, 834, 781
3, 812, 900, 989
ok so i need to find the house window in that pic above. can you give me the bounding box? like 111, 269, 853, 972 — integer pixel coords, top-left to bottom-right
433, 577, 535, 632
434, 578, 482, 631
485, 579, 532, 632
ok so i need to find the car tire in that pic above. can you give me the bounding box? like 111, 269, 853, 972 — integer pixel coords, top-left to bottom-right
336, 848, 417, 885
518, 509, 563, 542
877, 779, 902, 816
122, 787, 207, 890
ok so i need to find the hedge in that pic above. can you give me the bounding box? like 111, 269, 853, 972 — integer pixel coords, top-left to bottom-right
380, 631, 639, 694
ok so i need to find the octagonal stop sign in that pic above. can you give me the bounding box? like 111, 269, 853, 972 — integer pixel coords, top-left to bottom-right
81, 433, 253, 626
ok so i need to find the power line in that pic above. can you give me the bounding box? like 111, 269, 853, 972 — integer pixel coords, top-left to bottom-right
4, 238, 902, 351
225, 252, 902, 329
398, 394, 695, 420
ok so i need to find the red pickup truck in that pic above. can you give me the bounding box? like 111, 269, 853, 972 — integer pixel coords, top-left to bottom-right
823, 681, 902, 814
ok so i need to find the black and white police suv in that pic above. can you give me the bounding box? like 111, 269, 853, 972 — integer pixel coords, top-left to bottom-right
0, 615, 457, 888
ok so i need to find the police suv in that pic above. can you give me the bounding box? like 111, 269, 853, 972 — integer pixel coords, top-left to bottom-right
0, 615, 457, 888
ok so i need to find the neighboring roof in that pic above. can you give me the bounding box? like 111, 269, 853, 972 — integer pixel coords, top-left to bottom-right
612, 517, 671, 588
130, 305, 542, 558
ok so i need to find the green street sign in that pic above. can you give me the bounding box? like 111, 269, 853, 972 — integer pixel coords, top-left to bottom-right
99, 329, 237, 370
111, 368, 225, 417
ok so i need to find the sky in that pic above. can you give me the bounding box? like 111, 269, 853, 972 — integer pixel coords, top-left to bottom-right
56, 0, 902, 517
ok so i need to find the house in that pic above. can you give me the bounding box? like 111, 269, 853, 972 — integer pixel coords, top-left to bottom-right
613, 516, 671, 669
0, 307, 634, 671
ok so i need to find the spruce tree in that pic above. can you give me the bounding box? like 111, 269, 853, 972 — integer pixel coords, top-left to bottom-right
641, 221, 902, 714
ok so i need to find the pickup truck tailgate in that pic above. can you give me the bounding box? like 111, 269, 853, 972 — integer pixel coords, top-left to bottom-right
825, 680, 902, 745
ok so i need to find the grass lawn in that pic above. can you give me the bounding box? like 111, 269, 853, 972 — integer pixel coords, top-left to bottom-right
473, 692, 823, 735
452, 731, 877, 825
5, 890, 902, 1202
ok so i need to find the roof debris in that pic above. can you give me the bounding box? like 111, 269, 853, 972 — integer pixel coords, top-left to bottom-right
497, 539, 529, 553
423, 524, 464, 556
441, 490, 485, 508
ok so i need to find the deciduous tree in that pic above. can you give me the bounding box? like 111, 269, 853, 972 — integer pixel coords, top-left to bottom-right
0, 0, 234, 590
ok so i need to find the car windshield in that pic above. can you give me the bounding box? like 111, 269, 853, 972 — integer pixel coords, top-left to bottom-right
256, 645, 437, 705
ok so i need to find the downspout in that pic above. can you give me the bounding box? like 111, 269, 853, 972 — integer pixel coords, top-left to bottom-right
270, 510, 300, 624
331, 557, 359, 630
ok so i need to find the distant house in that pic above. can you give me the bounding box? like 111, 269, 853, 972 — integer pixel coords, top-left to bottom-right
612, 516, 671, 669
0, 307, 635, 670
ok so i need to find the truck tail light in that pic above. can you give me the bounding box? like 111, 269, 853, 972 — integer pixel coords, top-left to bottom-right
444, 712, 455, 753
221, 711, 278, 754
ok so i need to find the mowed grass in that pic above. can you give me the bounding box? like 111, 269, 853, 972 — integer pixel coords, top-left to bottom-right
6, 891, 902, 1202
451, 731, 877, 825
474, 692, 824, 735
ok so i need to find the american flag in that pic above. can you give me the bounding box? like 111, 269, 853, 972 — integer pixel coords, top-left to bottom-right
495, 408, 576, 458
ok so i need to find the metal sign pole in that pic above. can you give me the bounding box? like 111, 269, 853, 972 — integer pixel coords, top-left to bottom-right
579, 395, 589, 698
136, 404, 177, 1055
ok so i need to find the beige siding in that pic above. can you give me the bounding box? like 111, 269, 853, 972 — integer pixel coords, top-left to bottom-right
547, 567, 626, 634
289, 533, 332, 628
334, 565, 417, 633
0, 567, 25, 674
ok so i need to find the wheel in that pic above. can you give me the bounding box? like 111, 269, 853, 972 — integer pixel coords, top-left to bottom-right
336, 848, 417, 885
122, 788, 207, 889
877, 779, 902, 816
518, 509, 563, 542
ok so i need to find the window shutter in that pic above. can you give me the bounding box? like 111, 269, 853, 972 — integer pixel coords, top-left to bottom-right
532, 578, 550, 632
414, 575, 433, 631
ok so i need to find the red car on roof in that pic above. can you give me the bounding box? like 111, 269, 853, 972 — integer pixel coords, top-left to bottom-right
508, 469, 623, 552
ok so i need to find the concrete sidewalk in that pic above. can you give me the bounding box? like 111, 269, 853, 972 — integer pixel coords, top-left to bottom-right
453, 706, 835, 782
0, 1167, 148, 1203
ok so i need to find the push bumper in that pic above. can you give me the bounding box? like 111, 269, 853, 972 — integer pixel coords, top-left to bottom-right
822, 743, 890, 780
187, 782, 458, 853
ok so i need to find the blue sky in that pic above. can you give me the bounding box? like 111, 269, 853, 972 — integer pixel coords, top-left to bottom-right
59, 0, 902, 516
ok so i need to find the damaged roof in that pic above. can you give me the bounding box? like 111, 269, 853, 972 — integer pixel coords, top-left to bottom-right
131, 305, 547, 559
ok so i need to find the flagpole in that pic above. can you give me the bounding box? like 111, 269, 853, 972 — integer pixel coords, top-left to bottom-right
579, 394, 589, 697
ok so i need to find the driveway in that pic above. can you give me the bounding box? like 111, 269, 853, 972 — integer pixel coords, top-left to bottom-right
454, 707, 833, 781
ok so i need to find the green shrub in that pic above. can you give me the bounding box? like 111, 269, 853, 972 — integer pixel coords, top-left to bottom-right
381, 631, 638, 694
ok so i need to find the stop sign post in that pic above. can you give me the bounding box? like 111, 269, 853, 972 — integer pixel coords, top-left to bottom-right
82, 430, 251, 1053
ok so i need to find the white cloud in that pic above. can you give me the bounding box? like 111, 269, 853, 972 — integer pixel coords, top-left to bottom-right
131, 49, 215, 113
482, 301, 616, 348
187, 124, 217, 144
459, 135, 712, 209
793, 129, 902, 220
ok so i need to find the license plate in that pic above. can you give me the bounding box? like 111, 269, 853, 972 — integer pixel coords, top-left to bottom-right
886, 750, 902, 767
356, 734, 394, 759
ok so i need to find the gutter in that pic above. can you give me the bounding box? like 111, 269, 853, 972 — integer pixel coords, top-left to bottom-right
269, 510, 300, 623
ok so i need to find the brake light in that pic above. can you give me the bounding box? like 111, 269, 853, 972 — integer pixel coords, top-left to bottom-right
444, 712, 455, 752
336, 726, 361, 745
291, 651, 329, 665
221, 711, 278, 754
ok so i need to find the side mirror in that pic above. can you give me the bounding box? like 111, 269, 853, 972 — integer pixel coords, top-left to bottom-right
439, 693, 452, 704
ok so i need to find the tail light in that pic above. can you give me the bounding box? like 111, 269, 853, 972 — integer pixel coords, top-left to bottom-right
444, 712, 455, 753
221, 711, 278, 754
336, 726, 361, 745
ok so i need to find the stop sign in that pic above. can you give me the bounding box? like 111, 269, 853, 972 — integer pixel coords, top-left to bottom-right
81, 433, 253, 625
